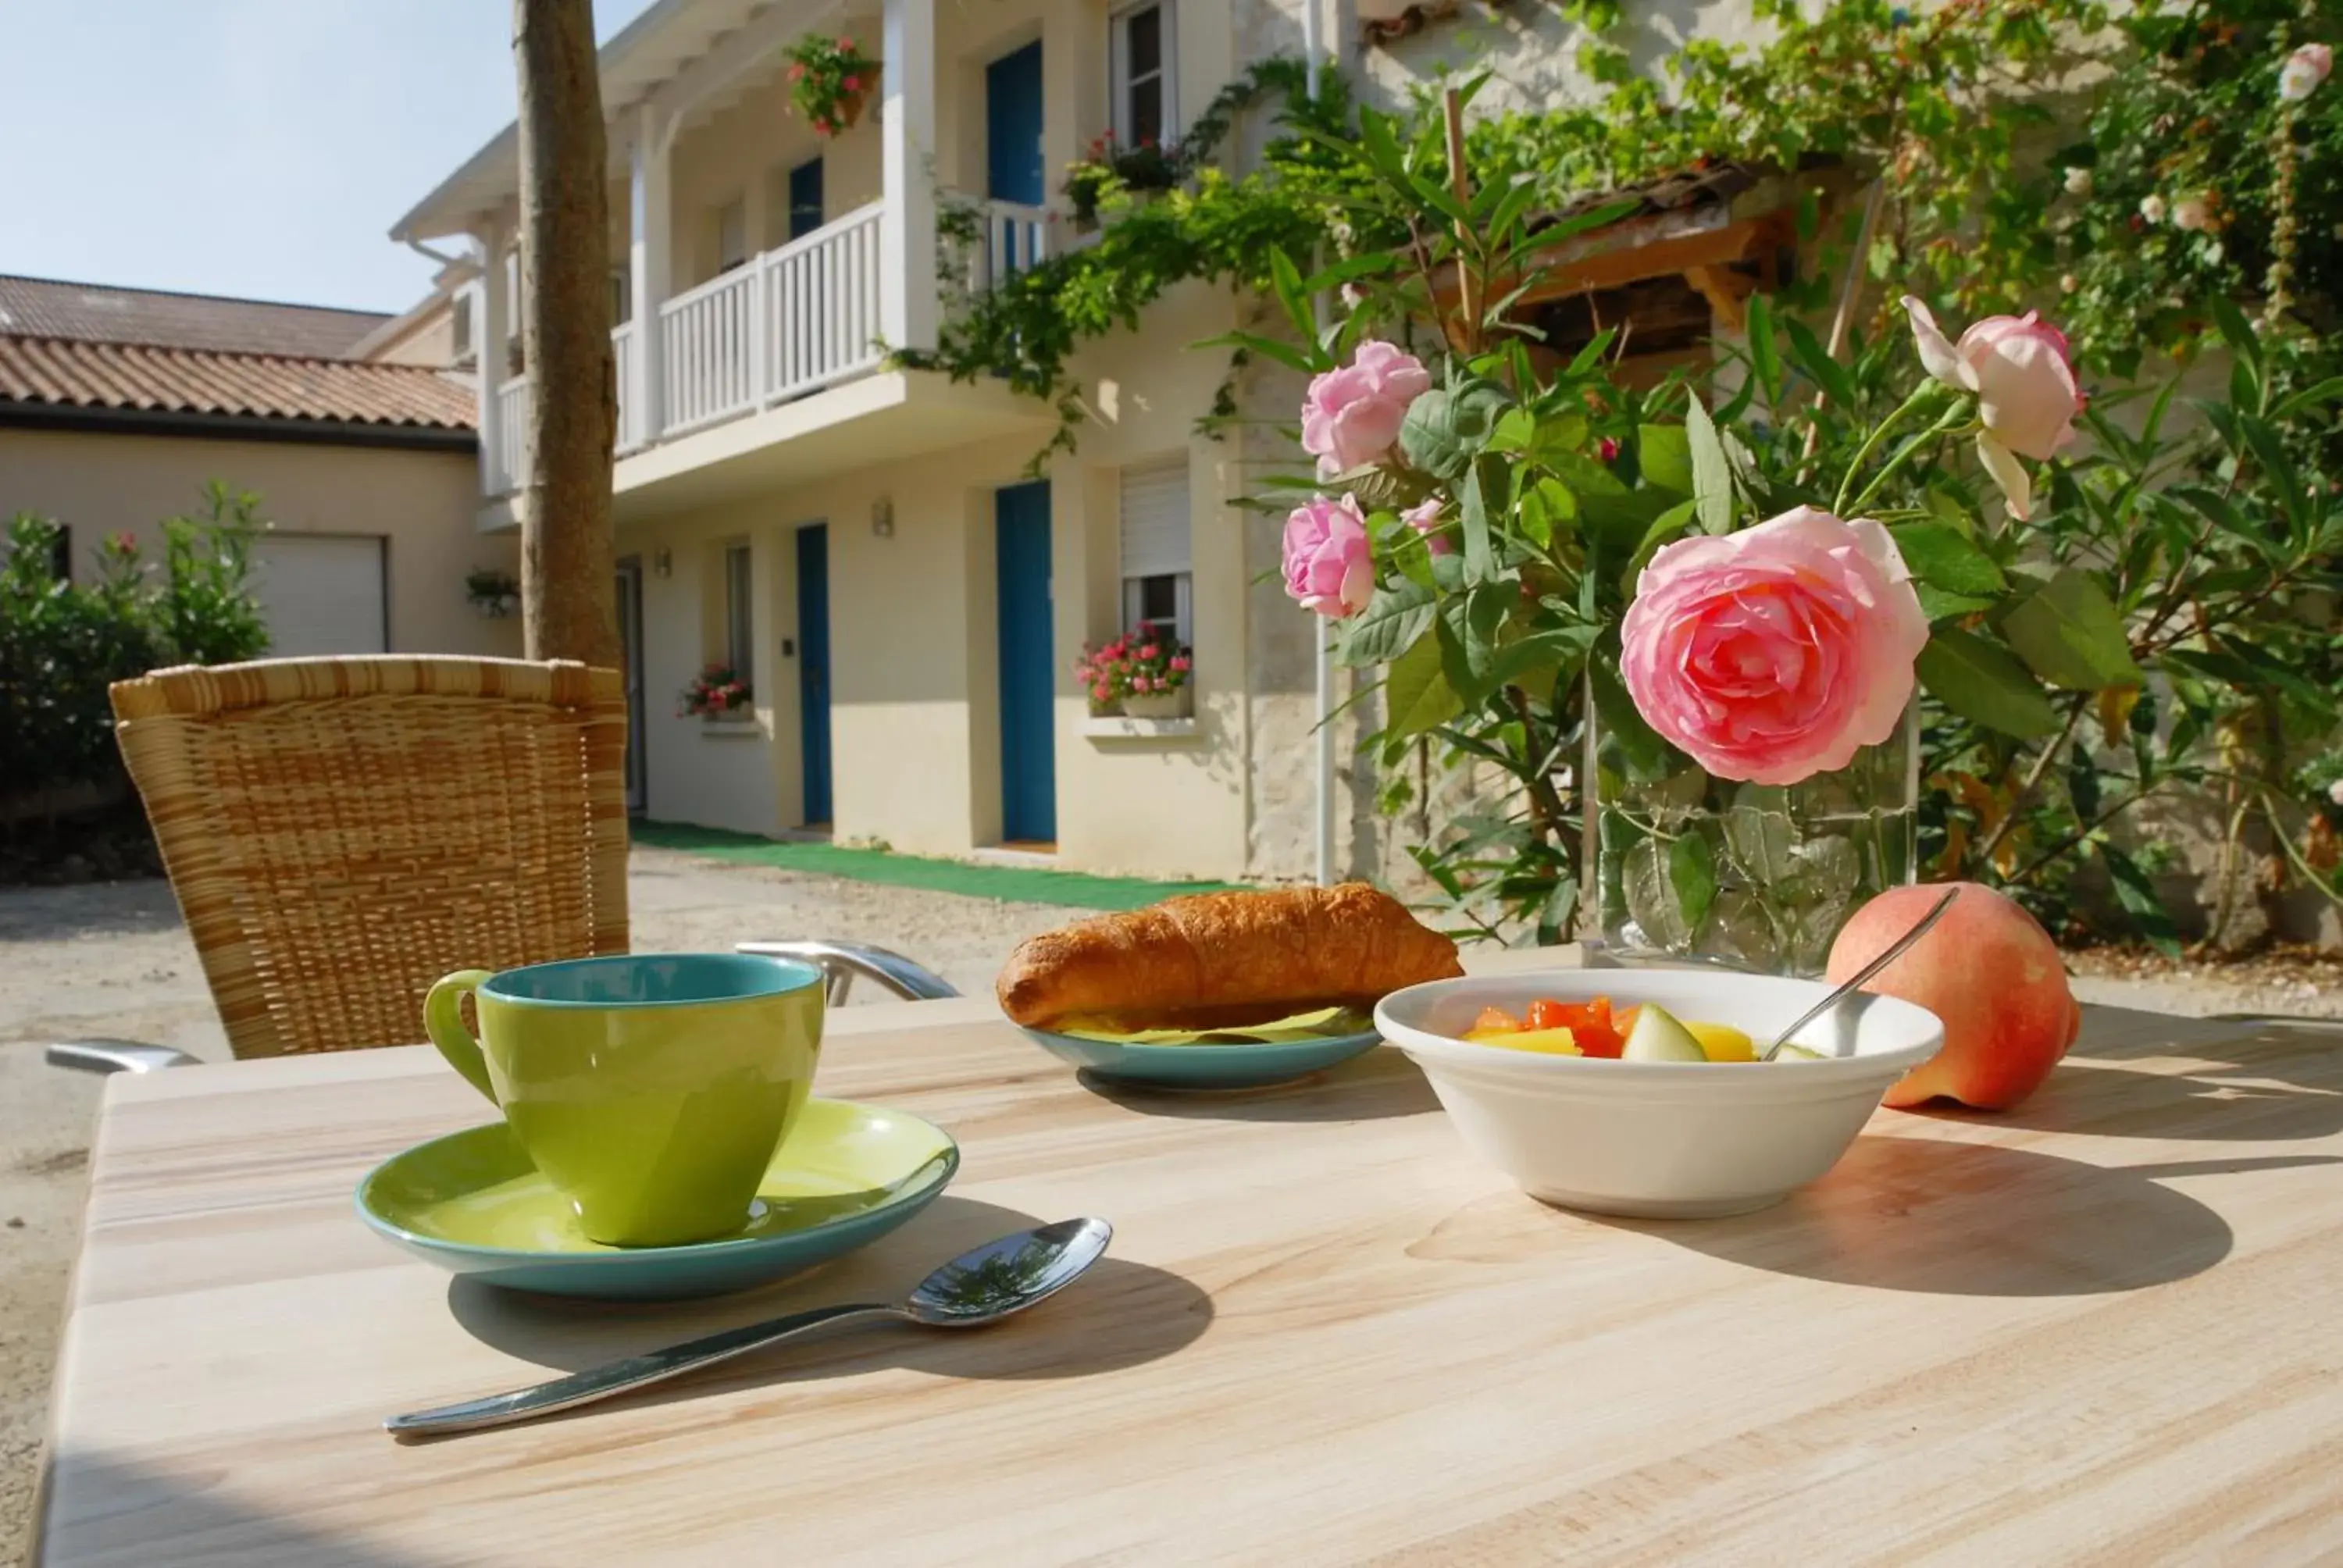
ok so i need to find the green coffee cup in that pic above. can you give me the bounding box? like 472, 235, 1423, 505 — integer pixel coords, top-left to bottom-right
423, 953, 825, 1247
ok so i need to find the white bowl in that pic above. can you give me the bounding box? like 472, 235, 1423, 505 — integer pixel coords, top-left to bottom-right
1375, 969, 1945, 1218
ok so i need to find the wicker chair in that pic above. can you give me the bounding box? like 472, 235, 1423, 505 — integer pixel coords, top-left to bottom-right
49, 656, 957, 1075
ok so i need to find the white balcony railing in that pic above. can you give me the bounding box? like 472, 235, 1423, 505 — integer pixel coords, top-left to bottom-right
971, 199, 1050, 291
484, 201, 1036, 497
612, 320, 642, 452
494, 376, 530, 494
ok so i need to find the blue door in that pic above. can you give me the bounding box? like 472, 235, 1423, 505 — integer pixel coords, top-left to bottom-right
786, 158, 824, 241
795, 524, 833, 826
986, 44, 1044, 205
995, 481, 1055, 844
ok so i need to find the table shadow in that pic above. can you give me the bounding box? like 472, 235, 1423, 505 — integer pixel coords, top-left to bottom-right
1582, 1135, 2325, 1296
39, 1450, 436, 1566
1909, 1016, 2343, 1143
440, 1194, 1212, 1398
1074, 1050, 1439, 1123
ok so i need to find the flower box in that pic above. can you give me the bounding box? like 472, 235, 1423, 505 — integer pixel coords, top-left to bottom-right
1122, 689, 1192, 719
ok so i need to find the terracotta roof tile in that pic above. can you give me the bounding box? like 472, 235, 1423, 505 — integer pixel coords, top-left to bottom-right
0, 274, 389, 359
0, 334, 476, 432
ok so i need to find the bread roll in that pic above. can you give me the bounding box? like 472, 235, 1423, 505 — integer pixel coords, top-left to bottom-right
996, 883, 1463, 1029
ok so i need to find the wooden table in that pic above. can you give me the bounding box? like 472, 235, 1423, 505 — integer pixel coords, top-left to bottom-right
35, 977, 2343, 1566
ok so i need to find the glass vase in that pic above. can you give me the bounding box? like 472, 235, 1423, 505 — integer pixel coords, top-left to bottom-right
1591, 708, 1919, 976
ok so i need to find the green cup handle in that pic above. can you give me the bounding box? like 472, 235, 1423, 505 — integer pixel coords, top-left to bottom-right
423, 969, 500, 1103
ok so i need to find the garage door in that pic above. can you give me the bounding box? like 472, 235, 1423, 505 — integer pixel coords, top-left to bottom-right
250, 535, 388, 656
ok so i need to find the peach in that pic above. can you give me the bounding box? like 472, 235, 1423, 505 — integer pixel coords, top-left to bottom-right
1826, 882, 2080, 1111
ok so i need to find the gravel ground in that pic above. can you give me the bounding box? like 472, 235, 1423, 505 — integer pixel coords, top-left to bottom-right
1, 853, 2335, 1557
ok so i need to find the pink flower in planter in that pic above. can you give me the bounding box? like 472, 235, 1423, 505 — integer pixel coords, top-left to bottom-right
1400, 496, 1450, 555
1092, 682, 1111, 701
1903, 298, 2085, 520
842, 75, 861, 92
1171, 654, 1192, 672
2282, 43, 2331, 102
1300, 341, 1432, 479
1139, 643, 1159, 660
787, 62, 804, 82
838, 35, 856, 49
813, 118, 833, 136
1282, 494, 1374, 618
1621, 506, 1927, 787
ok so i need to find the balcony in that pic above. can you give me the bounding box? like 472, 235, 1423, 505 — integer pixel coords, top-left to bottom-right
485, 194, 1050, 497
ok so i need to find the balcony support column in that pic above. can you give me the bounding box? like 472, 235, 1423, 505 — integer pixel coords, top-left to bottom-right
476, 215, 511, 493
880, 0, 938, 353
631, 105, 672, 444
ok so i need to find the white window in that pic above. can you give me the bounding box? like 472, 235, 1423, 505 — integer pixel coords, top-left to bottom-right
1110, 2, 1175, 148
715, 198, 750, 274
1118, 457, 1192, 644
609, 263, 632, 326
450, 290, 473, 363
724, 542, 755, 687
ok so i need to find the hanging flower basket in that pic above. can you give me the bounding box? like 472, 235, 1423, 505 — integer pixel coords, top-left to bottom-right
785, 35, 881, 138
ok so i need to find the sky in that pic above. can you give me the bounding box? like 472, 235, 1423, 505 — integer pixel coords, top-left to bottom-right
2, 1, 660, 315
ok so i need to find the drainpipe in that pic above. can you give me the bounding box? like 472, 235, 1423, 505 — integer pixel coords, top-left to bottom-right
1306, 2, 1338, 889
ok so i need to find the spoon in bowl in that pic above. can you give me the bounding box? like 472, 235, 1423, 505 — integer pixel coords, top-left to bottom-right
386, 1217, 1114, 1438
1758, 888, 1961, 1062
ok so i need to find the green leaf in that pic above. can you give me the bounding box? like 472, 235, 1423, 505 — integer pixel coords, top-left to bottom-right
1189, 330, 1320, 376
1334, 579, 1435, 667
1685, 390, 1733, 534
1745, 294, 1782, 401
1460, 454, 1509, 586
1888, 521, 2007, 596
1439, 582, 1518, 707
1917, 627, 2059, 739
1266, 249, 1316, 347
2095, 842, 2182, 957
1400, 380, 1510, 481
1487, 408, 1538, 454
1384, 631, 1461, 739
1670, 832, 1718, 932
1782, 315, 1856, 409
1589, 648, 1671, 781
1638, 423, 1693, 494
2235, 415, 2306, 529
2002, 568, 2141, 691
2271, 376, 2343, 421
1915, 585, 1997, 622
1627, 499, 1699, 585
2207, 293, 2261, 369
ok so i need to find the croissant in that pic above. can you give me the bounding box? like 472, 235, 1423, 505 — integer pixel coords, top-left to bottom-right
996, 883, 1463, 1030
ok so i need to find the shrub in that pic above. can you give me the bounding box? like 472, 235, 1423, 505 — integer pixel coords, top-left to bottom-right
0, 483, 270, 804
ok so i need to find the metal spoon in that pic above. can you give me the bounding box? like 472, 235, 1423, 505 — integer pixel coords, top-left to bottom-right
386, 1217, 1114, 1438
1759, 888, 1962, 1062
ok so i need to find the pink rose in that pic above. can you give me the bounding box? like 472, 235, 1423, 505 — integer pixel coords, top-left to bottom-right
1300, 341, 1431, 479
1139, 643, 1159, 660
1400, 496, 1451, 556
1621, 506, 1928, 787
2282, 43, 2331, 102
1170, 654, 1191, 672
1598, 437, 1621, 462
1903, 298, 2085, 520
1282, 494, 1374, 618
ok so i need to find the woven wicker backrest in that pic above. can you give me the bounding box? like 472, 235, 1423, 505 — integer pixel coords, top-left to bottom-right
110, 657, 631, 1060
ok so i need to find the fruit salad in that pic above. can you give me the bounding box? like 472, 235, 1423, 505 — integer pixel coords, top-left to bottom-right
1463, 999, 1821, 1063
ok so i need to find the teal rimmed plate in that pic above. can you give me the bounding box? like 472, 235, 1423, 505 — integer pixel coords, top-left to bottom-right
1016, 1024, 1383, 1091
355, 1098, 958, 1300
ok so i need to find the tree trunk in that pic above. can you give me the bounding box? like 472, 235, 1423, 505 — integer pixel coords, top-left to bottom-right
512, 0, 619, 666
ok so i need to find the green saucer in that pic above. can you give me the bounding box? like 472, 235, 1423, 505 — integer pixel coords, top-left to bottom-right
355, 1098, 958, 1300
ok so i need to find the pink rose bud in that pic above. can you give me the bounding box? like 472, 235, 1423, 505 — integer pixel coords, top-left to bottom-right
1598, 437, 1621, 462
838, 35, 855, 48
1903, 298, 2086, 520
1281, 494, 1375, 618
1300, 340, 1432, 479
1622, 507, 1928, 787
1400, 496, 1452, 556
2282, 42, 2331, 102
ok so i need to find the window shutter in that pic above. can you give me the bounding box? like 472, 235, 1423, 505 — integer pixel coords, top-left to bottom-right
1119, 458, 1191, 579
